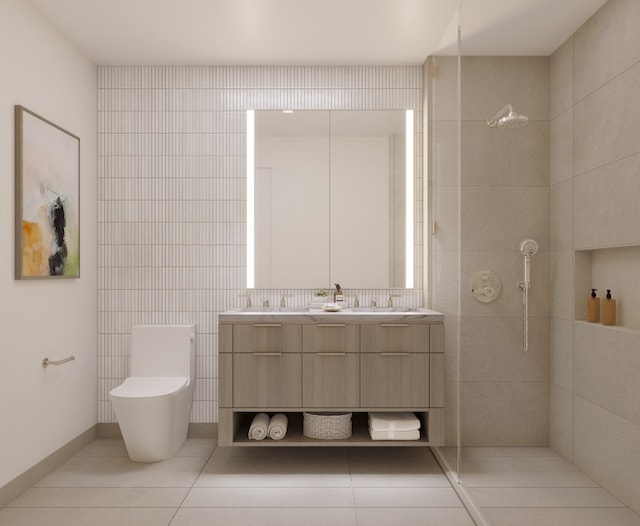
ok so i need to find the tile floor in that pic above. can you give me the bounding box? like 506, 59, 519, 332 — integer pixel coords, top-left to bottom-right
0, 438, 474, 526
439, 447, 640, 526
5, 440, 640, 525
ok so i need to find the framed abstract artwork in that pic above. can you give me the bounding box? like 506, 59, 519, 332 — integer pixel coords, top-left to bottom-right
15, 106, 80, 279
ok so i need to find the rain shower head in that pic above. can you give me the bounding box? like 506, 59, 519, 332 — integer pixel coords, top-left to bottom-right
487, 104, 529, 129
520, 239, 538, 257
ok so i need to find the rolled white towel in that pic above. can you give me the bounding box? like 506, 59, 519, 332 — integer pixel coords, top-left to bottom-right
268, 413, 288, 440
248, 413, 270, 440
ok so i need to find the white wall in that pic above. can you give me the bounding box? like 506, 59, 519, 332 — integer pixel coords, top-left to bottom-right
0, 0, 97, 487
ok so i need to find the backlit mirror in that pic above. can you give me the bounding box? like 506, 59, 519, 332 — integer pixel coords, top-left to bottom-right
247, 109, 413, 289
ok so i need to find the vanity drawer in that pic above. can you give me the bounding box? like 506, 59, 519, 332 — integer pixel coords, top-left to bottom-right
360, 353, 429, 407
233, 353, 302, 408
233, 323, 301, 354
302, 353, 359, 407
302, 324, 359, 353
360, 324, 429, 353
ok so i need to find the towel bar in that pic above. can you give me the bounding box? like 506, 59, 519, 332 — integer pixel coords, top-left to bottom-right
42, 355, 75, 368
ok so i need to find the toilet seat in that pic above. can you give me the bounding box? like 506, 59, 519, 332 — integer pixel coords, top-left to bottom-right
110, 377, 188, 399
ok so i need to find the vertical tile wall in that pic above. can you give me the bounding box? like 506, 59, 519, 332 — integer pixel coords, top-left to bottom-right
97, 66, 423, 423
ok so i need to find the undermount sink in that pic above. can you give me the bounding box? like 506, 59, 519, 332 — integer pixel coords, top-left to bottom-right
350, 307, 416, 313
239, 307, 309, 313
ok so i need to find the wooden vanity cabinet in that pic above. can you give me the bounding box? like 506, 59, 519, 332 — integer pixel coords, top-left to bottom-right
232, 323, 302, 408
219, 315, 444, 447
360, 323, 429, 407
302, 323, 359, 407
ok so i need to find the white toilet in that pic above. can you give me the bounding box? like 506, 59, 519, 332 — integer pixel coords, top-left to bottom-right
110, 324, 196, 462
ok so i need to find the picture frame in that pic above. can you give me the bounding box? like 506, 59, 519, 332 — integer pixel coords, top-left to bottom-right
15, 105, 80, 279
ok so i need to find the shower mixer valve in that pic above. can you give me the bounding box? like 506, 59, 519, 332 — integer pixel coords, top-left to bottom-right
471, 271, 501, 303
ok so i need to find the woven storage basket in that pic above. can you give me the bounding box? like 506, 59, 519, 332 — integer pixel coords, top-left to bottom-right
303, 412, 352, 440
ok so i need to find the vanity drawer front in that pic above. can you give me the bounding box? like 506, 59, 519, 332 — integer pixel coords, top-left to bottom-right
233, 323, 301, 354
360, 324, 429, 354
302, 353, 359, 407
302, 324, 359, 353
233, 354, 301, 408
360, 353, 429, 407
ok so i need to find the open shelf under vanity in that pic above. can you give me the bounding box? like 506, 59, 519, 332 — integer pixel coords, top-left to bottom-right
225, 410, 438, 447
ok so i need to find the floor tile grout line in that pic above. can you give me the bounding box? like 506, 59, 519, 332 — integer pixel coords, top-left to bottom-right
347, 449, 360, 525
167, 440, 219, 525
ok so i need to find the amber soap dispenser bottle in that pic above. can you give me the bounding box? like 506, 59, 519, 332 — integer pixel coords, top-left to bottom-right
602, 289, 617, 326
587, 289, 600, 323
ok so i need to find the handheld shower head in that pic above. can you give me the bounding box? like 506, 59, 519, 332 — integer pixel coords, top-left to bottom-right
487, 104, 529, 129
520, 239, 538, 257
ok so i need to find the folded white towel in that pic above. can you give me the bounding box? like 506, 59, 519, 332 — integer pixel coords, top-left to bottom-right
248, 413, 270, 440
268, 413, 288, 440
368, 412, 421, 432
369, 428, 421, 441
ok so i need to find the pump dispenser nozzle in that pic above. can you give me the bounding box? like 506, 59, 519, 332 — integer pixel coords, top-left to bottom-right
587, 288, 600, 323
603, 289, 616, 325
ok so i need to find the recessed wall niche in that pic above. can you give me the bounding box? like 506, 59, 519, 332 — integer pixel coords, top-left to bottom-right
575, 246, 640, 331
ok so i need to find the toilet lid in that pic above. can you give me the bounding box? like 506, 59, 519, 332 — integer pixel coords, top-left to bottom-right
110, 377, 188, 399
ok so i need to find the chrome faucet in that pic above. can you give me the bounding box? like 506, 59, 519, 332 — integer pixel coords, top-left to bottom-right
370, 297, 378, 308
238, 293, 252, 308
262, 297, 269, 308
388, 294, 401, 308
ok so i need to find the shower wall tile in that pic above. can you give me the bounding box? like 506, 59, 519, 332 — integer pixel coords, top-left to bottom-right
459, 316, 549, 382
429, 54, 550, 447
573, 0, 640, 102
460, 57, 549, 122
461, 121, 549, 187
461, 186, 549, 253
98, 66, 423, 423
550, 37, 573, 119
574, 322, 640, 426
550, 107, 573, 185
574, 61, 640, 177
549, 384, 574, 462
550, 179, 573, 250
548, 0, 640, 511
573, 153, 640, 249
429, 120, 458, 187
550, 317, 574, 391
549, 250, 574, 321
574, 396, 640, 515
461, 381, 549, 446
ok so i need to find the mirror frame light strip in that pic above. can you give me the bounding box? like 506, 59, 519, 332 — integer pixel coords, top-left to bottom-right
405, 110, 414, 288
246, 110, 255, 288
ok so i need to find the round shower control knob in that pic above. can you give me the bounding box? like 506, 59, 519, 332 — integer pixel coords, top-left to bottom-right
471, 271, 501, 303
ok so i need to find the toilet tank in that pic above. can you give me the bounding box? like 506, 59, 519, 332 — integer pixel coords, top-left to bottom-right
130, 325, 196, 378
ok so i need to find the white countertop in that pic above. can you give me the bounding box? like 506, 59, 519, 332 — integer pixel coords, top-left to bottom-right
219, 307, 444, 323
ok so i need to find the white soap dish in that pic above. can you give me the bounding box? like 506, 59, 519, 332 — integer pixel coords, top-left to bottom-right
322, 302, 342, 312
